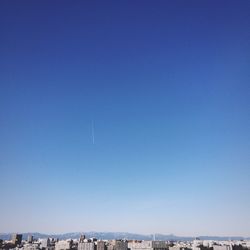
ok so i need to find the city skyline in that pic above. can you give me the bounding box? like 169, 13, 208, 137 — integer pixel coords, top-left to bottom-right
0, 1, 249, 236
1, 232, 249, 250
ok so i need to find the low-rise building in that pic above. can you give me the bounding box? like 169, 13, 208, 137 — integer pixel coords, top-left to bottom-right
128, 241, 167, 250
213, 246, 232, 250
78, 242, 96, 250
114, 241, 127, 250
55, 240, 73, 250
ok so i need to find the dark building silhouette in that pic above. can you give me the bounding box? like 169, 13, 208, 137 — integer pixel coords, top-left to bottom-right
11, 234, 22, 246
114, 240, 128, 250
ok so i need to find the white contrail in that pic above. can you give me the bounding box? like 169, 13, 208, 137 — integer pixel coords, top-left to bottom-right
91, 120, 95, 145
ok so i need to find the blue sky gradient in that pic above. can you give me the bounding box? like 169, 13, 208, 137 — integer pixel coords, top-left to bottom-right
0, 1, 249, 236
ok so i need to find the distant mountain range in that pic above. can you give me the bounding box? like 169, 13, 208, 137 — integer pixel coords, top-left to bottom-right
0, 232, 249, 241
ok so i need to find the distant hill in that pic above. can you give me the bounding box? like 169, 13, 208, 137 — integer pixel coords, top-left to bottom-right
0, 232, 249, 241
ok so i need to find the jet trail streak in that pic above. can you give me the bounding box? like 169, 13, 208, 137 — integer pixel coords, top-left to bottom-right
91, 120, 95, 145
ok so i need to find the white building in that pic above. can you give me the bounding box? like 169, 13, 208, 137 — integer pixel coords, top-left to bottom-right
213, 246, 232, 250
55, 240, 72, 250
78, 242, 96, 250
128, 241, 168, 250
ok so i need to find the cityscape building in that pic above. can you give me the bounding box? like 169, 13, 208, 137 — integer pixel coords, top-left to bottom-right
11, 234, 22, 246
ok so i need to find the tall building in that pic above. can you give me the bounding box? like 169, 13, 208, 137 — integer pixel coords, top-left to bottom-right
40, 238, 50, 249
97, 241, 107, 250
80, 236, 86, 243
27, 235, 34, 243
12, 234, 22, 245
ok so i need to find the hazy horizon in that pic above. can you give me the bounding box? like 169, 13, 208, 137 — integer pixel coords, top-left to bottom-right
0, 1, 249, 236
0, 230, 250, 239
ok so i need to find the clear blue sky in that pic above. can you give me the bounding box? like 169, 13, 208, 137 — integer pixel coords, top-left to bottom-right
0, 1, 249, 236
